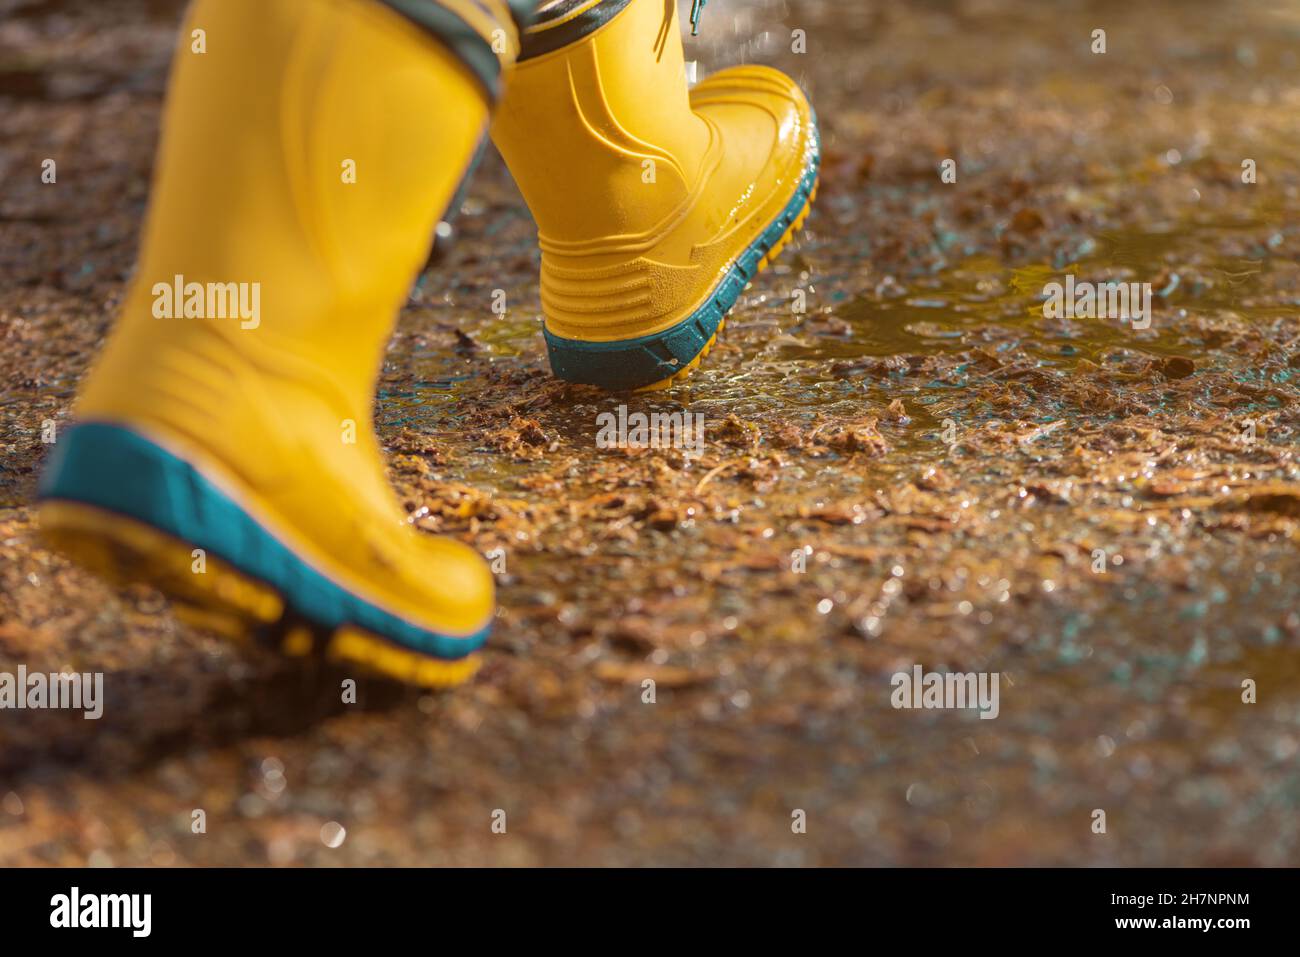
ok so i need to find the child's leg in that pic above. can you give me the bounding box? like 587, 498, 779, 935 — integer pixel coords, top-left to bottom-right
492, 0, 819, 390
38, 0, 527, 685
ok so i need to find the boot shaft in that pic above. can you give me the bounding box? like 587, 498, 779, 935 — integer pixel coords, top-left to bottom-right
491, 0, 712, 247
81, 0, 492, 451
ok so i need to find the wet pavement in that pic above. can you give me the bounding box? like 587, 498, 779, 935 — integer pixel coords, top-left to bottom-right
1, 0, 1299, 865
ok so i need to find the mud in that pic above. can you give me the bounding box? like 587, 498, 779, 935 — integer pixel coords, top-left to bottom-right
1, 0, 1299, 865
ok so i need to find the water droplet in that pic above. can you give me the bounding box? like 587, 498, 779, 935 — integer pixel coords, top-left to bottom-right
320, 821, 347, 848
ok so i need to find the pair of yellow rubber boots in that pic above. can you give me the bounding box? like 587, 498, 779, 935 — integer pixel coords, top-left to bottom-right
38, 0, 819, 685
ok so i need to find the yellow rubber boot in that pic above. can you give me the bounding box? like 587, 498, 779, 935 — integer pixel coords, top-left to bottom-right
37, 0, 506, 686
491, 0, 819, 391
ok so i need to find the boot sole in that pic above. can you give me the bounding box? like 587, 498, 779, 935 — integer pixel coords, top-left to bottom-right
638, 177, 818, 392
542, 116, 821, 392
37, 422, 487, 688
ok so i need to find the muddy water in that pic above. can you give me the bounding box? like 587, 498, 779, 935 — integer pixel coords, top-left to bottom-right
2, 0, 1300, 865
